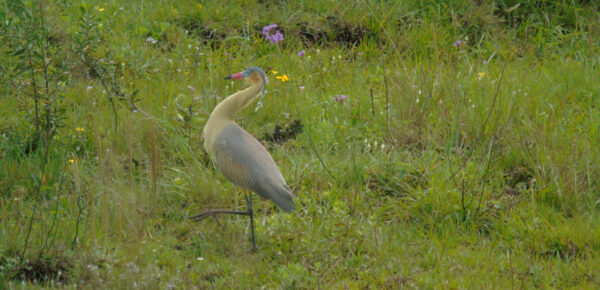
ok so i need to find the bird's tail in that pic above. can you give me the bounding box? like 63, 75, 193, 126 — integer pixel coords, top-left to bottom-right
270, 184, 296, 212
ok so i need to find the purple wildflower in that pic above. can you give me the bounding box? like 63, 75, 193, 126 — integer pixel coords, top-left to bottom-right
297, 50, 305, 57
262, 24, 278, 35
453, 40, 464, 47
268, 31, 283, 44
262, 24, 284, 44
333, 94, 347, 104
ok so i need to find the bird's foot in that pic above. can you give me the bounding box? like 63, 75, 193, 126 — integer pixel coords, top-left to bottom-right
211, 215, 223, 227
188, 212, 211, 221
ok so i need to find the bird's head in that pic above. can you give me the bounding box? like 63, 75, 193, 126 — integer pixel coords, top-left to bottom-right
225, 67, 267, 111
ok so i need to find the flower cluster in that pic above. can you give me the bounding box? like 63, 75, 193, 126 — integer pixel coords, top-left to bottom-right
276, 74, 289, 82
262, 24, 283, 44
333, 94, 347, 104
146, 37, 158, 44
271, 70, 290, 82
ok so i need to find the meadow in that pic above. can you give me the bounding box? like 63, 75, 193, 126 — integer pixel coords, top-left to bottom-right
1, 0, 600, 288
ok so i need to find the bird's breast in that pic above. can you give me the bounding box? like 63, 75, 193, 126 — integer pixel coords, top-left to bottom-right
203, 118, 233, 156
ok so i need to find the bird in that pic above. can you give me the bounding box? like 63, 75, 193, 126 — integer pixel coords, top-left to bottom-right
189, 67, 296, 250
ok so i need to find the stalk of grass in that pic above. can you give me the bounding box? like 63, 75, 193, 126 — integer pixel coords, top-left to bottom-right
150, 124, 159, 202
1, 198, 6, 237
383, 69, 390, 138
71, 158, 83, 250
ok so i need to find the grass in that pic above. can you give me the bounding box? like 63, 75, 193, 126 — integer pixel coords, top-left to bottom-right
1, 0, 600, 288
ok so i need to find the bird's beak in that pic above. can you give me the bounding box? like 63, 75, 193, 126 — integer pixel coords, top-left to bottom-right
224, 72, 244, 80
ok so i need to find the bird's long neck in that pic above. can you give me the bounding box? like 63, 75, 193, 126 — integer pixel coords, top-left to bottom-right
210, 82, 262, 121
203, 79, 263, 155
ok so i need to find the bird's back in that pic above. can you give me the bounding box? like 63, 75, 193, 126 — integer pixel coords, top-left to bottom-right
213, 123, 296, 212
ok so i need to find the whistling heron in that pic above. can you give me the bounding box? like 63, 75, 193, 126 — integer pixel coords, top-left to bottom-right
190, 67, 296, 250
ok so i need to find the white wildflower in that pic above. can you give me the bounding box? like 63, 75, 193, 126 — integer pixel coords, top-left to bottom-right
146, 37, 158, 44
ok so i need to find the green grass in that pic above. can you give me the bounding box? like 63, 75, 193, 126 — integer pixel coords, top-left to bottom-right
1, 0, 600, 288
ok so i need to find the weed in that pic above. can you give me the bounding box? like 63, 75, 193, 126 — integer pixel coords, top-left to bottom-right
1, 0, 600, 288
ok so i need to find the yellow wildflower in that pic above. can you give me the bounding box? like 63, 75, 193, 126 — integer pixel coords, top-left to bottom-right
271, 70, 278, 75
97, 7, 104, 12
276, 74, 290, 82
75, 127, 85, 133
477, 72, 486, 80
68, 159, 75, 164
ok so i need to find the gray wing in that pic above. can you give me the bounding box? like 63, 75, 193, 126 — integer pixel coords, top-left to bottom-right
213, 124, 296, 212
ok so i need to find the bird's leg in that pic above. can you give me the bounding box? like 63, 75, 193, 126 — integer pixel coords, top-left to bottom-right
187, 193, 258, 250
245, 194, 258, 251
188, 209, 250, 221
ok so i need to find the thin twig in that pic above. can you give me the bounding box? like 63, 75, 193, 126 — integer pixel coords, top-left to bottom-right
304, 122, 339, 183
384, 71, 390, 137
449, 64, 507, 222
72, 193, 84, 250
370, 88, 375, 117
25, 45, 40, 135
40, 173, 66, 258
20, 2, 53, 263
292, 84, 339, 183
